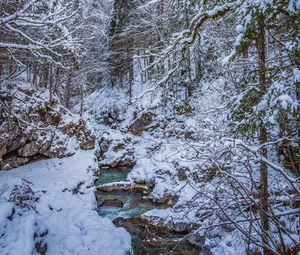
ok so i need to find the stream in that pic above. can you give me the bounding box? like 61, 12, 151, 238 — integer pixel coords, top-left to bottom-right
95, 168, 203, 255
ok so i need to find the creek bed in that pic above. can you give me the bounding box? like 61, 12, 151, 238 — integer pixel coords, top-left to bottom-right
96, 191, 165, 220
95, 168, 202, 255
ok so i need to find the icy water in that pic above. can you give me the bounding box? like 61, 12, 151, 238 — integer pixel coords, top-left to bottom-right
95, 169, 128, 186
95, 168, 161, 220
97, 191, 162, 219
95, 168, 201, 255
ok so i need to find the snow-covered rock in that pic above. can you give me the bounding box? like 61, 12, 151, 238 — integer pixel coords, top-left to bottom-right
97, 136, 135, 170
0, 82, 95, 170
129, 111, 154, 135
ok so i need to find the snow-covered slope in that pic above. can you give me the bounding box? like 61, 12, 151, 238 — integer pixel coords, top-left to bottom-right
0, 150, 131, 255
83, 79, 300, 254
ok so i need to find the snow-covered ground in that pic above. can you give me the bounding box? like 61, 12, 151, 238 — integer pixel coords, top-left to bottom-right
0, 150, 131, 255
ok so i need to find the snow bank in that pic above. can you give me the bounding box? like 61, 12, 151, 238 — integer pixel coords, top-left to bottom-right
0, 150, 131, 255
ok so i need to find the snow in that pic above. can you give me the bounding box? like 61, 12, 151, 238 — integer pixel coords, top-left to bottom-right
278, 94, 293, 109
235, 25, 244, 33
0, 150, 131, 255
293, 68, 300, 81
207, 232, 245, 255
0, 202, 14, 222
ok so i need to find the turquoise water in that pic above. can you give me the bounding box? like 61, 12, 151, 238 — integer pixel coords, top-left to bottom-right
97, 191, 160, 220
95, 169, 129, 186
96, 167, 162, 220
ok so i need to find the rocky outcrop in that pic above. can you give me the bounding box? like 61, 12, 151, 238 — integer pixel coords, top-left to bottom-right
0, 83, 95, 170
96, 136, 135, 170
129, 112, 154, 135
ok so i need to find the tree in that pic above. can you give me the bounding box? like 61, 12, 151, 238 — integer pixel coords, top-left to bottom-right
140, 0, 299, 253
0, 0, 80, 70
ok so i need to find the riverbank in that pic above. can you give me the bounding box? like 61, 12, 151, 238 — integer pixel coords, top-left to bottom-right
0, 150, 131, 255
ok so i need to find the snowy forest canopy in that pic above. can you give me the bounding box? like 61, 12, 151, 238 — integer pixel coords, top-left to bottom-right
0, 0, 300, 255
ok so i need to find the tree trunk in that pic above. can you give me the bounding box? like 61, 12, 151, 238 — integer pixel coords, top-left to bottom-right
41, 64, 49, 88
65, 71, 72, 108
54, 67, 61, 95
128, 55, 134, 104
194, 37, 202, 83
0, 64, 3, 83
32, 64, 39, 86
80, 82, 84, 118
49, 64, 53, 103
184, 2, 192, 100
256, 12, 270, 254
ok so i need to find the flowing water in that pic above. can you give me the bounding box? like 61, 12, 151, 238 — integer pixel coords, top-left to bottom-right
95, 169, 129, 186
95, 168, 202, 255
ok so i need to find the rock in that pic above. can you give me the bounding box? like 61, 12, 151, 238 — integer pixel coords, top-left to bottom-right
97, 137, 135, 170
98, 137, 110, 158
77, 120, 96, 150
100, 199, 124, 208
1, 156, 30, 170
99, 155, 135, 170
17, 141, 41, 157
129, 112, 154, 135
200, 247, 213, 255
116, 156, 135, 169
0, 83, 95, 170
8, 135, 29, 153
140, 214, 199, 233
0, 145, 7, 158
178, 167, 188, 181
113, 217, 201, 255
186, 235, 205, 248
113, 217, 129, 228
80, 137, 95, 150
96, 181, 151, 193
43, 145, 74, 159
99, 156, 135, 170
153, 194, 178, 205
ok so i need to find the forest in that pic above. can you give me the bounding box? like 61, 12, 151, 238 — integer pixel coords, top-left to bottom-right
0, 0, 299, 254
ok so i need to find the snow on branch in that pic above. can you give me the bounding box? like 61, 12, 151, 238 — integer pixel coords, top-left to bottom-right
0, 0, 81, 67
135, 2, 236, 100
167, 2, 236, 53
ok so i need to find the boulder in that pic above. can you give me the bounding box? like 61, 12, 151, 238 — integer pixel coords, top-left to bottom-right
97, 137, 135, 170
129, 112, 154, 135
0, 145, 7, 158
100, 199, 124, 208
18, 141, 42, 157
